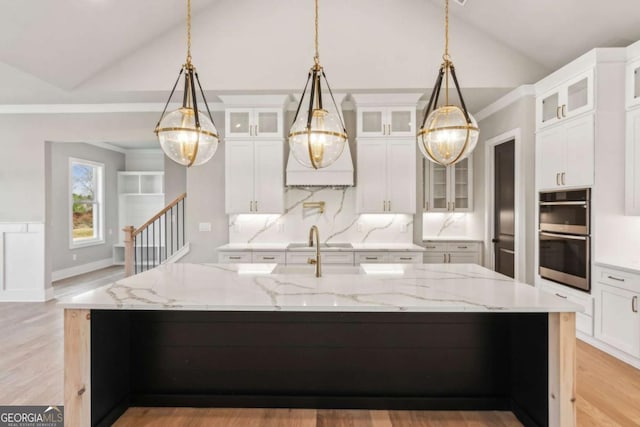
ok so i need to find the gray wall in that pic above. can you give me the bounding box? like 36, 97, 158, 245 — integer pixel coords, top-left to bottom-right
49, 142, 125, 272
182, 111, 228, 263
164, 154, 187, 205
475, 96, 536, 284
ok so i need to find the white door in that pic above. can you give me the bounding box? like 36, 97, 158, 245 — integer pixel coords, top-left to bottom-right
358, 107, 386, 137
357, 139, 388, 213
226, 109, 253, 138
225, 140, 255, 213
595, 283, 640, 357
626, 109, 640, 215
253, 140, 284, 213
536, 126, 566, 190
564, 114, 594, 188
254, 108, 282, 138
388, 107, 415, 137
387, 139, 416, 213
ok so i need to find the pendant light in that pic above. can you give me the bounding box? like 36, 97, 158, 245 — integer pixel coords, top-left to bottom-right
288, 0, 348, 169
155, 0, 220, 167
417, 0, 479, 167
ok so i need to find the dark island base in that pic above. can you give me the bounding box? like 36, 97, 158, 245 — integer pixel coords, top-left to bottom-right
90, 311, 549, 427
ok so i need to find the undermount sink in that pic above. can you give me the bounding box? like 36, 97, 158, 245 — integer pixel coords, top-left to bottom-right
286, 242, 353, 250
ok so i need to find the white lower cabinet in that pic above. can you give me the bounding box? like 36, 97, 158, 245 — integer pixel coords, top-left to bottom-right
354, 251, 423, 265
539, 280, 594, 336
287, 252, 354, 265
252, 252, 286, 264
423, 242, 482, 265
593, 267, 640, 358
218, 251, 252, 263
218, 249, 424, 266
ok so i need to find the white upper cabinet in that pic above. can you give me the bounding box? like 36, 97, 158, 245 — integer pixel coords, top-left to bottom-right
537, 114, 594, 190
225, 139, 284, 214
424, 156, 473, 212
225, 108, 282, 139
357, 107, 416, 137
536, 69, 594, 129
626, 108, 640, 215
357, 139, 416, 214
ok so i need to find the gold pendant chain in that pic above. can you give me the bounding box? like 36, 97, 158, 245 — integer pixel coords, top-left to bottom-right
444, 0, 450, 106
186, 0, 192, 65
314, 0, 320, 68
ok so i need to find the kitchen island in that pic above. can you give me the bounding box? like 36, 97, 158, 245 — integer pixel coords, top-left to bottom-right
60, 263, 580, 427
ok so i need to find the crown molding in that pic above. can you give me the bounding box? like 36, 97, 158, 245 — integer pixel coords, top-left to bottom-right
0, 102, 225, 114
474, 85, 535, 122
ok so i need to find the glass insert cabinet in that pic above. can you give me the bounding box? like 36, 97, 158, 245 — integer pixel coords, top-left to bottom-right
225, 108, 282, 138
537, 69, 594, 128
423, 156, 473, 212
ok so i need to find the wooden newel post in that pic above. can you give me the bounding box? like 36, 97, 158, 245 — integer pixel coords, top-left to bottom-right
123, 226, 135, 277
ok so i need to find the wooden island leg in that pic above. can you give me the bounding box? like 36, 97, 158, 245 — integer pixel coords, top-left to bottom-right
64, 309, 91, 427
548, 312, 576, 427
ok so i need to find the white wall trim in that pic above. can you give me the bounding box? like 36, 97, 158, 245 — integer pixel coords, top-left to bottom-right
0, 101, 225, 115
475, 85, 535, 122
484, 128, 526, 282
52, 257, 114, 282
0, 288, 52, 302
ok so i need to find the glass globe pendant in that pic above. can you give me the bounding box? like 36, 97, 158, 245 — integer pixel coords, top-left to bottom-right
155, 0, 219, 167
417, 0, 479, 167
288, 0, 347, 169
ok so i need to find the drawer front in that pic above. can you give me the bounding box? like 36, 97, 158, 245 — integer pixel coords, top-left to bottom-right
424, 252, 447, 263
388, 252, 423, 264
423, 242, 448, 252
356, 252, 389, 264
447, 242, 481, 253
218, 251, 252, 263
576, 312, 594, 336
286, 252, 354, 265
540, 281, 593, 316
597, 267, 640, 292
252, 252, 285, 263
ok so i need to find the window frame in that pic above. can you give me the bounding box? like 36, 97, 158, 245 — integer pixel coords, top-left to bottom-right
69, 157, 105, 249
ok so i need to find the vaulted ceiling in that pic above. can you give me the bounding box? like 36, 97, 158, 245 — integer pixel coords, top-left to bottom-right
1, 0, 639, 109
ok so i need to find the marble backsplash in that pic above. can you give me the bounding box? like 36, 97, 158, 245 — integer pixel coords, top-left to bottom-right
229, 188, 414, 244
422, 212, 479, 239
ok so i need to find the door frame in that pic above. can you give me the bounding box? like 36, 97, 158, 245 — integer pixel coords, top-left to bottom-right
484, 129, 526, 282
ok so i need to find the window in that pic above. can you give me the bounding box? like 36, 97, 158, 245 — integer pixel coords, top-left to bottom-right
70, 158, 104, 247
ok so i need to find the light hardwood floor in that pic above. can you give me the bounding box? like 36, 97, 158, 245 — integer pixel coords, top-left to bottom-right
1, 268, 639, 426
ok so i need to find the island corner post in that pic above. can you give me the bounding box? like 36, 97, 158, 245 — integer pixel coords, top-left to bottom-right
63, 309, 578, 427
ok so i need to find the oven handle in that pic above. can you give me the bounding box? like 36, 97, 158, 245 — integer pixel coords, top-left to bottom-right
539, 201, 588, 206
539, 231, 588, 240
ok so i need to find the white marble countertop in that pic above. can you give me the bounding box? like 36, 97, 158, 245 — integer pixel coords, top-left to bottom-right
423, 237, 484, 242
217, 243, 425, 252
594, 260, 640, 276
59, 263, 581, 313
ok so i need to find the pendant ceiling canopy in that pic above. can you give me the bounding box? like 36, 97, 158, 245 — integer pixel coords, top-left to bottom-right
417, 0, 479, 167
155, 0, 220, 167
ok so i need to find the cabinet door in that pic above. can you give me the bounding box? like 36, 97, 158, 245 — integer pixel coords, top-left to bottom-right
626, 59, 640, 109
424, 252, 447, 263
626, 109, 640, 215
226, 109, 253, 138
536, 126, 566, 190
426, 161, 449, 211
387, 139, 416, 213
388, 107, 415, 137
537, 90, 562, 129
451, 156, 473, 211
253, 140, 284, 213
563, 69, 594, 119
225, 140, 255, 213
564, 114, 594, 188
357, 140, 387, 213
448, 252, 480, 264
594, 283, 640, 357
254, 108, 282, 138
358, 107, 386, 137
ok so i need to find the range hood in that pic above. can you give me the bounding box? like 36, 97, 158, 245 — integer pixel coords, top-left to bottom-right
286, 142, 354, 187
286, 93, 354, 187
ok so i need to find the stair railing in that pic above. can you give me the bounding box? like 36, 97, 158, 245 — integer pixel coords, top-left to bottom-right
123, 193, 186, 277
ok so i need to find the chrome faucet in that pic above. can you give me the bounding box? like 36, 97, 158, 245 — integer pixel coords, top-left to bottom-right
307, 225, 322, 277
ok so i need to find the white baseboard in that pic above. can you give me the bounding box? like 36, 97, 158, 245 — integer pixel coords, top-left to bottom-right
164, 243, 190, 264
52, 257, 114, 282
0, 288, 51, 302
577, 332, 640, 370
